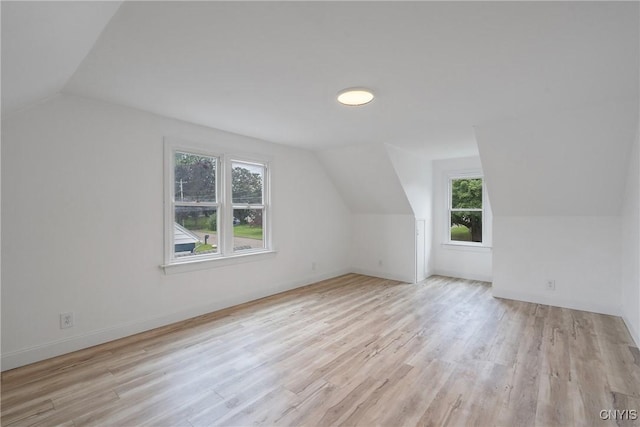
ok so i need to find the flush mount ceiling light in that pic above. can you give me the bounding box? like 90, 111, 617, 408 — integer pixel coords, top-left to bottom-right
337, 88, 374, 106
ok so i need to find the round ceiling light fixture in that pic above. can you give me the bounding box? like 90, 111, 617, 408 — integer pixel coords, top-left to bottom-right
337, 87, 374, 106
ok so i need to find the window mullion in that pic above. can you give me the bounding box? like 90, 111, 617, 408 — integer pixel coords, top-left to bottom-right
221, 156, 231, 255
174, 202, 218, 208
232, 205, 265, 209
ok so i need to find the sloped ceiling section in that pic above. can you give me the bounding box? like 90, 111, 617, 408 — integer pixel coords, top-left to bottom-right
1, 1, 122, 115
62, 1, 638, 151
316, 144, 412, 215
385, 144, 432, 219
475, 101, 639, 216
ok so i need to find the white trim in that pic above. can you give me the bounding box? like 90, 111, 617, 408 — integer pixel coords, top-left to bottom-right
415, 219, 427, 283
222, 155, 232, 253
445, 169, 483, 180
164, 140, 224, 265
351, 268, 414, 284
445, 171, 490, 248
163, 138, 272, 268
229, 158, 271, 253
1, 268, 351, 371
492, 288, 621, 317
440, 243, 492, 253
431, 269, 493, 283
164, 140, 173, 265
161, 250, 277, 274
621, 314, 640, 348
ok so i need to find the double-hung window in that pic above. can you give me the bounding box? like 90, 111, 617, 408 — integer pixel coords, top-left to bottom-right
164, 141, 270, 267
448, 176, 484, 244
230, 160, 267, 252
172, 151, 220, 257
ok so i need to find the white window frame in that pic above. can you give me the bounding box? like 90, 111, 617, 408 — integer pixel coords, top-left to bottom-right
162, 139, 273, 273
225, 157, 271, 254
447, 172, 486, 247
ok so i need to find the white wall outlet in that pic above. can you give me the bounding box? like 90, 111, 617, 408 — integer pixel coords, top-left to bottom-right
60, 312, 74, 329
546, 279, 556, 291
378, 259, 383, 267
311, 262, 317, 271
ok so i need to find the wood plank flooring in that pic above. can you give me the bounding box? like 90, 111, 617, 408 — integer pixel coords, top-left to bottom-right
2, 274, 640, 426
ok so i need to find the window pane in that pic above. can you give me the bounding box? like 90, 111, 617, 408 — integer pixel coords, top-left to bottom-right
451, 211, 482, 242
174, 152, 216, 202
451, 178, 482, 209
174, 206, 218, 257
233, 208, 264, 251
232, 162, 264, 204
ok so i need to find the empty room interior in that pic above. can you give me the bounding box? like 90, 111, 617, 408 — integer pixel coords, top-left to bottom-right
2, 1, 640, 426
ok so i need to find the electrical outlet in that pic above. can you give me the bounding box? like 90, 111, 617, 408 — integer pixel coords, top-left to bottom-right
60, 312, 74, 329
545, 279, 556, 291
378, 259, 383, 267
311, 262, 317, 271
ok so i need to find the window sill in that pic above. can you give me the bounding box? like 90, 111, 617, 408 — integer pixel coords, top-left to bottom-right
441, 243, 492, 253
161, 250, 277, 275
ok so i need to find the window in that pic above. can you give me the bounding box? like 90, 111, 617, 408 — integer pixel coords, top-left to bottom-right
165, 142, 270, 266
173, 152, 219, 257
232, 161, 266, 252
448, 176, 484, 244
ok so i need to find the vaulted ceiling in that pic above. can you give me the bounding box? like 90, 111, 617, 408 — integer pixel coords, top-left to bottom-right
476, 100, 639, 216
3, 1, 637, 156
1, 1, 121, 113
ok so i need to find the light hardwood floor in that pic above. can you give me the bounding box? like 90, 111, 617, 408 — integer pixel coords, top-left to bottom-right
2, 274, 640, 426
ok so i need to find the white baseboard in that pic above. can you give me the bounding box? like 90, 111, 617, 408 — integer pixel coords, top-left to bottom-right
491, 288, 621, 317
621, 314, 640, 348
350, 268, 414, 284
5, 269, 632, 372
432, 269, 493, 283
1, 268, 351, 371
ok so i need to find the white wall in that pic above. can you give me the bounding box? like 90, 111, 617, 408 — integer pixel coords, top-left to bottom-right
621, 123, 640, 346
351, 214, 415, 283
431, 156, 493, 282
1, 94, 353, 370
385, 144, 434, 278
492, 216, 621, 316
317, 144, 418, 283
476, 101, 637, 318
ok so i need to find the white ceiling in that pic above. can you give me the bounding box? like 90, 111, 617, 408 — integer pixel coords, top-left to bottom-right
1, 1, 122, 114
476, 100, 639, 216
3, 1, 638, 155
317, 143, 413, 214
